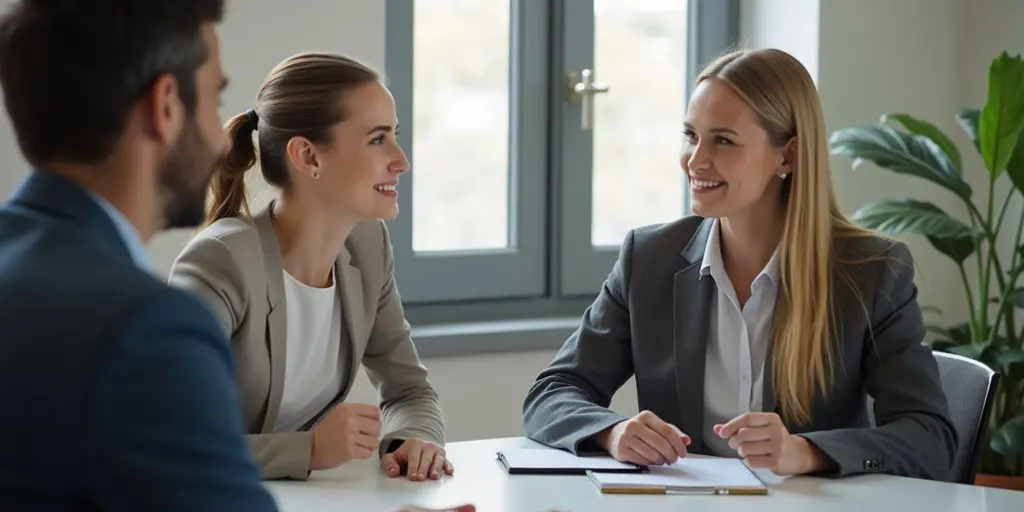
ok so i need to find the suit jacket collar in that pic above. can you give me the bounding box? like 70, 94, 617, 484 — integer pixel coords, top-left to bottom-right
698, 218, 781, 287
10, 170, 133, 265
680, 217, 714, 264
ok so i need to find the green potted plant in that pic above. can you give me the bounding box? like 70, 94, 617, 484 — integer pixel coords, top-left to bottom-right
829, 51, 1024, 489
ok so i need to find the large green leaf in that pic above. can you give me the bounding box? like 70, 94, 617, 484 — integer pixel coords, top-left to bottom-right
852, 199, 979, 263
979, 52, 1024, 176
851, 199, 975, 236
830, 126, 971, 200
956, 108, 981, 151
990, 413, 1024, 459
926, 235, 977, 265
882, 113, 962, 172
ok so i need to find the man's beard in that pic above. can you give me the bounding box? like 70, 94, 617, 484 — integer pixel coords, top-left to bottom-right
159, 119, 224, 230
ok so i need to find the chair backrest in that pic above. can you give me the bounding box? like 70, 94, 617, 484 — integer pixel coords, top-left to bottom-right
864, 351, 999, 483
934, 351, 999, 483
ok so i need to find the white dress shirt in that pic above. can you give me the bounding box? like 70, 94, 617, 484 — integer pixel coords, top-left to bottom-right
699, 219, 781, 457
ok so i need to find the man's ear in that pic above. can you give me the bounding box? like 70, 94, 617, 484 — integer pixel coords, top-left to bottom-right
144, 73, 185, 148
286, 136, 320, 179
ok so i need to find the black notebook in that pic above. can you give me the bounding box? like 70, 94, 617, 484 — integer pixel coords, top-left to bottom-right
496, 448, 644, 475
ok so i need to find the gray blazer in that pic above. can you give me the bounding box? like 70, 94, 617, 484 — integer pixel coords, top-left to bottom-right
523, 216, 957, 481
168, 205, 444, 480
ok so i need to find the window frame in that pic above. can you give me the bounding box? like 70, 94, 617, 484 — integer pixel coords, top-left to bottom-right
385, 0, 739, 332
384, 0, 549, 304
555, 0, 740, 296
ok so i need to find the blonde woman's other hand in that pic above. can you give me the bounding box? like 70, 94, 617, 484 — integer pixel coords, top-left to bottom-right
714, 412, 836, 475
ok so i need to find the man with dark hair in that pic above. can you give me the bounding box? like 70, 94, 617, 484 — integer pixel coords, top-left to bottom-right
0, 1, 279, 509
0, 2, 477, 512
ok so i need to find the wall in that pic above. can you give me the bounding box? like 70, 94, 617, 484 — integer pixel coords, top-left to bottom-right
816, 0, 968, 325
738, 0, 819, 84
0, 0, 1020, 442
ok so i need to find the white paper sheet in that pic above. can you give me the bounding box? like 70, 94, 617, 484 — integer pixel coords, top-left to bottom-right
588, 458, 767, 493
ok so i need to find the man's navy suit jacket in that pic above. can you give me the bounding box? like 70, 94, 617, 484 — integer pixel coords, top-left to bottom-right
0, 171, 279, 511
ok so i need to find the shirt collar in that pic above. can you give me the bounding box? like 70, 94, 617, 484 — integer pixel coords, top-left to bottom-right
699, 218, 781, 285
86, 191, 154, 273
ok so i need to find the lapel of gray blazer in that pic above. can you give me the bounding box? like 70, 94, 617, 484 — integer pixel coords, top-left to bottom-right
334, 241, 365, 399
673, 218, 715, 453
254, 206, 288, 432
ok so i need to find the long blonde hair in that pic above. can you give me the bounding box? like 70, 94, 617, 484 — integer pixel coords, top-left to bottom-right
696, 49, 877, 425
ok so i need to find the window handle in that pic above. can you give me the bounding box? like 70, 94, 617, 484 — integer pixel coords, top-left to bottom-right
566, 68, 610, 131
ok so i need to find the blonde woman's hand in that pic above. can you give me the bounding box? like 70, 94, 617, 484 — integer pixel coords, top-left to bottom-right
381, 438, 453, 481
597, 410, 691, 466
714, 412, 834, 475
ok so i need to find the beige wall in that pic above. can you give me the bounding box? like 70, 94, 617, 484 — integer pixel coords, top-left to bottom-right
817, 0, 967, 324
1, 0, 1020, 442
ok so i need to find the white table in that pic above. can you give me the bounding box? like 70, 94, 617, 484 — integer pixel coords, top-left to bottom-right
267, 437, 1024, 511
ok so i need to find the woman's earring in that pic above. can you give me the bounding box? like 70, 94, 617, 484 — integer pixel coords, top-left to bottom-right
312, 171, 320, 179
778, 172, 789, 180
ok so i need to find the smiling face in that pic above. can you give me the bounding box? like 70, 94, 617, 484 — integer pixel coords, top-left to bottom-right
681, 78, 792, 219
295, 81, 409, 222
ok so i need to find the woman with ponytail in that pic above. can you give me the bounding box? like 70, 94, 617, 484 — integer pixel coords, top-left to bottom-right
168, 52, 449, 482
522, 48, 957, 482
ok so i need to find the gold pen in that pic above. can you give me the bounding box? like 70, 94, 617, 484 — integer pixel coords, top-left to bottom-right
601, 486, 768, 495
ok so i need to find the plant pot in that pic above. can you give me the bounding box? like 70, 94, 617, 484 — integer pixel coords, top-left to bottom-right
974, 473, 1024, 491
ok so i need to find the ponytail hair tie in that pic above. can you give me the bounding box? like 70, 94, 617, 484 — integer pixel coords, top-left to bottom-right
245, 108, 259, 129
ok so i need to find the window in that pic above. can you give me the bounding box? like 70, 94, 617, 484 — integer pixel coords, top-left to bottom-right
386, 0, 738, 319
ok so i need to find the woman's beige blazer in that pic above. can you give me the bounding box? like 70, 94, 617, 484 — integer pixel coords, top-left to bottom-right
167, 204, 444, 480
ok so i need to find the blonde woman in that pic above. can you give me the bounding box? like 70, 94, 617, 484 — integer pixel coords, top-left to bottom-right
522, 48, 956, 481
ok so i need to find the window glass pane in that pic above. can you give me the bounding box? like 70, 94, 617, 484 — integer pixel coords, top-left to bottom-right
412, 0, 510, 252
591, 0, 688, 246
